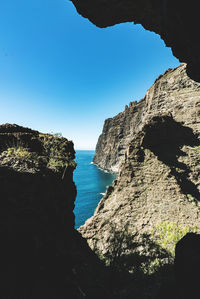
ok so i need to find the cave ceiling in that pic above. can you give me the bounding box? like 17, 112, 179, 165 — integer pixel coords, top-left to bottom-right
71, 0, 200, 82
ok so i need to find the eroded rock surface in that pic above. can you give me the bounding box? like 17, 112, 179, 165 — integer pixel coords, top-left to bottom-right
71, 0, 200, 81
79, 64, 200, 265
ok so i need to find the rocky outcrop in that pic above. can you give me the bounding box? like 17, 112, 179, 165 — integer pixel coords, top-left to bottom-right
79, 64, 200, 278
71, 0, 200, 82
0, 124, 112, 299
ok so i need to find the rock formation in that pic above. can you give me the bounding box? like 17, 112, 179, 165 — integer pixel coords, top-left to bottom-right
0, 124, 112, 299
71, 0, 200, 82
79, 64, 200, 285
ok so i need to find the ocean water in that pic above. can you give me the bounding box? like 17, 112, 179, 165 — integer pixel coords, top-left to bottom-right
73, 150, 116, 229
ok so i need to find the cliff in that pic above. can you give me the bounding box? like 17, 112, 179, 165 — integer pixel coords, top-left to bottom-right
79, 64, 200, 297
93, 102, 138, 172
94, 64, 200, 172
0, 124, 112, 299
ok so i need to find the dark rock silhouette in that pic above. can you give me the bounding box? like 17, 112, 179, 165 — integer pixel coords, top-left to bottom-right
0, 124, 112, 299
174, 233, 200, 298
71, 0, 200, 82
156, 233, 200, 299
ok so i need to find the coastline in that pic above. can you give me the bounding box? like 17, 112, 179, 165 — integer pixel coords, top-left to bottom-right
74, 150, 116, 228
92, 161, 118, 174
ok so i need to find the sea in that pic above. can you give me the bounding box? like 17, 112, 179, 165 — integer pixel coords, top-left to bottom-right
73, 150, 116, 229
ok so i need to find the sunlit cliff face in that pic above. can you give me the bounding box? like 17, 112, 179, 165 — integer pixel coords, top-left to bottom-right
71, 0, 200, 82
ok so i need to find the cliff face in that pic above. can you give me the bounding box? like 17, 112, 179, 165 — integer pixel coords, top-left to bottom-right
93, 102, 138, 172
94, 64, 200, 172
0, 124, 111, 299
71, 0, 200, 82
79, 64, 200, 272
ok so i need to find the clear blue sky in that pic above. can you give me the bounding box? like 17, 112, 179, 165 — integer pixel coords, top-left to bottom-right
0, 0, 180, 149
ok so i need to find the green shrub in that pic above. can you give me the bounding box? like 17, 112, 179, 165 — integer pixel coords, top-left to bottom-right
152, 221, 198, 256
48, 158, 76, 172
5, 146, 31, 160
186, 193, 199, 205
48, 158, 65, 169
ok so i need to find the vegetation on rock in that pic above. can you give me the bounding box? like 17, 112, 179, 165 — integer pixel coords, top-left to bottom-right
152, 221, 197, 257
0, 126, 76, 175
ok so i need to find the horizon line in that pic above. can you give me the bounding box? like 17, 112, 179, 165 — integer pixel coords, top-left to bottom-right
75, 148, 95, 151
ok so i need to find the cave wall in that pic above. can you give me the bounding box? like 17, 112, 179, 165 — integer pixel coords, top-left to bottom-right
71, 0, 200, 81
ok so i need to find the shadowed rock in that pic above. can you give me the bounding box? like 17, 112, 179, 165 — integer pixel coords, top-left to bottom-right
0, 124, 112, 299
142, 115, 200, 199
71, 0, 200, 81
174, 233, 200, 298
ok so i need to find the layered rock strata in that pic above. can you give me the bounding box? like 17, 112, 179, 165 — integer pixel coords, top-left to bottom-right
71, 0, 200, 82
0, 124, 111, 299
79, 64, 200, 264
